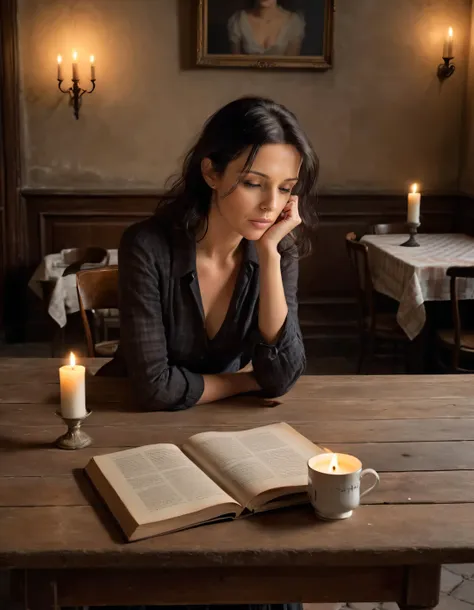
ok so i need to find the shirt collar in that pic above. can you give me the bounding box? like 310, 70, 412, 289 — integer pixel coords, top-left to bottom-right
171, 226, 259, 278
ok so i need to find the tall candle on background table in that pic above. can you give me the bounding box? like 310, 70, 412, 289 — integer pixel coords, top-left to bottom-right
444, 27, 454, 57
60, 353, 86, 418
72, 50, 79, 80
407, 183, 421, 224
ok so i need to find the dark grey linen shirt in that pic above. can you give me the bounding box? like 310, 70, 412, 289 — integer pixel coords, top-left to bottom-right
98, 215, 306, 411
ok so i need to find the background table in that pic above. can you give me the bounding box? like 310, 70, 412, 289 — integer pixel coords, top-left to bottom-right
28, 249, 118, 327
361, 234, 474, 340
2, 359, 474, 609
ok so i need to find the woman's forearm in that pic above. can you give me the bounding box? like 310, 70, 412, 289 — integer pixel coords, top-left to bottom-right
257, 247, 288, 344
197, 372, 260, 404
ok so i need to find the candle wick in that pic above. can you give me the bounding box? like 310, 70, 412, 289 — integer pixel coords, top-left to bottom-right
332, 465, 336, 472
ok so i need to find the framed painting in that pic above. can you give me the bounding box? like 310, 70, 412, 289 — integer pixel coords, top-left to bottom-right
196, 0, 334, 69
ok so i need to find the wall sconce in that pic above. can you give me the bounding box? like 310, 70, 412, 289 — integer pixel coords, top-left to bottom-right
57, 51, 96, 119
438, 27, 455, 80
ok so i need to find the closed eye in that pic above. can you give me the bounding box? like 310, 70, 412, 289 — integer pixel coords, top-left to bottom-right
279, 187, 292, 193
243, 180, 261, 188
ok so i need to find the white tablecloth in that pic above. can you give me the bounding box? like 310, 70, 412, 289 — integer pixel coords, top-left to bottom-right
28, 249, 118, 328
361, 234, 474, 340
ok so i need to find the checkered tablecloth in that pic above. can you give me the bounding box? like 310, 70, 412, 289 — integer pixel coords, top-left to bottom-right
28, 249, 118, 328
361, 234, 474, 340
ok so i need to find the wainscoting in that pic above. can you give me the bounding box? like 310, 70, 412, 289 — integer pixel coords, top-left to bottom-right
17, 189, 464, 349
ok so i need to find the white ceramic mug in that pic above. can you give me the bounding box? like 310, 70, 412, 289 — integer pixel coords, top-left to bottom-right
307, 453, 380, 520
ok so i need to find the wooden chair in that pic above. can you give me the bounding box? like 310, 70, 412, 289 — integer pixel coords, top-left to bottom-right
76, 266, 119, 357
345, 232, 408, 373
436, 266, 474, 372
371, 223, 407, 235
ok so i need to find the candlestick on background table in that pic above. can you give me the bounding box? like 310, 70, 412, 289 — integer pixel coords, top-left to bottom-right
401, 183, 421, 247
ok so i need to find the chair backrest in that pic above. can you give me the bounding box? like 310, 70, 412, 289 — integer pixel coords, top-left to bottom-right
446, 266, 474, 370
372, 223, 407, 235
345, 232, 375, 327
62, 246, 108, 277
76, 266, 119, 356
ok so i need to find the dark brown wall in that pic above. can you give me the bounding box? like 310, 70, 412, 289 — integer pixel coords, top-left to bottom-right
23, 190, 460, 344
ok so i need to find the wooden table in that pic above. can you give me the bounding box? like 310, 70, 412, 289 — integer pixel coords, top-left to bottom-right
2, 359, 474, 610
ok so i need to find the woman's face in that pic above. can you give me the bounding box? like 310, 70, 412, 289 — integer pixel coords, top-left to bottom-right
205, 143, 301, 241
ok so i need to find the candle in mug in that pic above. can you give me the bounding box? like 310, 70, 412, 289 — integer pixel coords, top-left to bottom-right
443, 27, 454, 58
72, 50, 79, 80
90, 55, 96, 80
60, 352, 86, 419
57, 54, 63, 80
407, 183, 421, 224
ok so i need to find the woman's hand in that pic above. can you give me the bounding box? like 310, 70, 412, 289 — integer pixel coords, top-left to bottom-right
256, 195, 301, 254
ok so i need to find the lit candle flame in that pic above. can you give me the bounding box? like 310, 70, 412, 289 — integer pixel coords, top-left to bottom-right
72, 50, 78, 61
328, 453, 339, 473
57, 54, 62, 64
448, 27, 453, 39
90, 55, 95, 64
69, 352, 76, 369
411, 183, 418, 194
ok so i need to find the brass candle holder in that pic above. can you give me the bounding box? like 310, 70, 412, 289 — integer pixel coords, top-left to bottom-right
55, 410, 92, 450
400, 222, 420, 247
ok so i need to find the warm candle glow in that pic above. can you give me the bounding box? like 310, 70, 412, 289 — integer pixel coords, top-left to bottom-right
448, 27, 453, 39
90, 55, 95, 63
328, 453, 339, 473
72, 50, 78, 61
57, 54, 62, 64
411, 183, 418, 194
69, 352, 76, 369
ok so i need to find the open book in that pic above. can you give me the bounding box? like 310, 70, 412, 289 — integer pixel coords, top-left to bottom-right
85, 422, 324, 541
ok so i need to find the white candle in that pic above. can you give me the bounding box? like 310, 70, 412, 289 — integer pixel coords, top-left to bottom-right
407, 183, 421, 224
57, 54, 63, 80
90, 55, 96, 80
443, 27, 454, 58
311, 453, 357, 475
72, 50, 79, 80
60, 352, 86, 419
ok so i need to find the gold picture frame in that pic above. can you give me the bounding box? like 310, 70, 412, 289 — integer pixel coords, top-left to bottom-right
196, 0, 334, 70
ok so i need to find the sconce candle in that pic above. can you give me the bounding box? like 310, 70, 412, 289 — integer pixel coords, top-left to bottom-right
90, 55, 96, 80
57, 55, 63, 81
72, 50, 79, 80
443, 27, 454, 58
59, 352, 86, 419
407, 183, 421, 224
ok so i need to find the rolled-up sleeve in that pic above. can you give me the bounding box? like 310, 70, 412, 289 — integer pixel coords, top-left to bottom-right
252, 250, 306, 397
119, 226, 204, 411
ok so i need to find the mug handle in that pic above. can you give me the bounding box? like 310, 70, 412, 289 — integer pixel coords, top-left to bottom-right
360, 468, 380, 498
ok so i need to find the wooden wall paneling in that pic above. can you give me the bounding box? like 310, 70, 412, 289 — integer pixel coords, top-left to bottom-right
22, 191, 459, 347
0, 0, 25, 340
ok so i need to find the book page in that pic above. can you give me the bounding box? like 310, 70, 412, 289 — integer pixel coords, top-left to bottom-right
92, 444, 240, 525
182, 423, 324, 508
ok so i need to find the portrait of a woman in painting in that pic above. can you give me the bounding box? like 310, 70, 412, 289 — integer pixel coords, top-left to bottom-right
197, 0, 333, 69
228, 0, 306, 56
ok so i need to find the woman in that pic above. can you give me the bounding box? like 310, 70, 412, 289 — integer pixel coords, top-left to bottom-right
95, 96, 318, 610
228, 1, 305, 56
99, 96, 318, 410
98, 96, 318, 413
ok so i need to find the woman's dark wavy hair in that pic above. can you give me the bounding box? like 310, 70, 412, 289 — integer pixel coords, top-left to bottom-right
156, 96, 319, 258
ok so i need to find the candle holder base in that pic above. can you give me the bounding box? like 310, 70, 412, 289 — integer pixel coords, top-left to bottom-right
400, 223, 420, 247
55, 410, 92, 450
